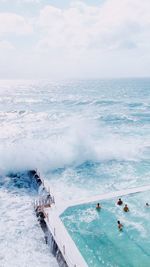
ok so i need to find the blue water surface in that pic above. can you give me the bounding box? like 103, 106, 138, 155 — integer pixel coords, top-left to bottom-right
61, 191, 150, 267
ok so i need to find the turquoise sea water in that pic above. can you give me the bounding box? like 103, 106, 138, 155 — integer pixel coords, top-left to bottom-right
0, 78, 150, 266
61, 191, 150, 267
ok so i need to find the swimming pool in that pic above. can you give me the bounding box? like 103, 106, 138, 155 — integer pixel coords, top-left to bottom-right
61, 191, 150, 267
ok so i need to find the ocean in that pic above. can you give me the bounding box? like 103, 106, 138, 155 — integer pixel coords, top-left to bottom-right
0, 78, 150, 267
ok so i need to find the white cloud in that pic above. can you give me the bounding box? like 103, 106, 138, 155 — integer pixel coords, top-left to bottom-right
37, 0, 150, 51
0, 13, 33, 35
0, 0, 150, 79
0, 0, 40, 2
0, 40, 14, 50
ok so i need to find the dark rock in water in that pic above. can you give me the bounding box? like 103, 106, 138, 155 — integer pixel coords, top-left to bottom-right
37, 179, 42, 185
28, 170, 36, 176
8, 173, 18, 178
34, 174, 39, 179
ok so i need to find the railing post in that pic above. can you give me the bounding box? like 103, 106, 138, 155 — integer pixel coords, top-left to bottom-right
63, 245, 65, 255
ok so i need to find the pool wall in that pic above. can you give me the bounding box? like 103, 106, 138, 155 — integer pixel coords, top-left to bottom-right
32, 169, 88, 267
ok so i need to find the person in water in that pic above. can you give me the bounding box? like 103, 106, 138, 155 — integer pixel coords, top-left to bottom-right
117, 198, 123, 205
117, 220, 123, 231
123, 204, 129, 212
146, 203, 149, 206
96, 203, 101, 210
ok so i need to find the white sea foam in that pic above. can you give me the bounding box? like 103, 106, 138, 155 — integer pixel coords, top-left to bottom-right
0, 117, 149, 173
0, 186, 58, 267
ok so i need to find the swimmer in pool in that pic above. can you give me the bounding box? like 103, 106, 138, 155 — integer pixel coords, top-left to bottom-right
96, 203, 101, 210
123, 204, 129, 212
117, 220, 123, 231
117, 198, 123, 205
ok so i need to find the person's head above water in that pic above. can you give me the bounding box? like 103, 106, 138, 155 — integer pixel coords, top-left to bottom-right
117, 198, 123, 205
96, 203, 101, 209
117, 220, 123, 230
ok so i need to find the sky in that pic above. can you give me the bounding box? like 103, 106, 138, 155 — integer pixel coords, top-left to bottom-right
0, 0, 150, 79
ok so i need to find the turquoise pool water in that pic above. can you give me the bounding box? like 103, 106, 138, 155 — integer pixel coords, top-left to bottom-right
61, 191, 150, 267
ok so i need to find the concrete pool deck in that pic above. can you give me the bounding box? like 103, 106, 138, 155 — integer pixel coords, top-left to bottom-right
60, 184, 150, 213
44, 206, 88, 267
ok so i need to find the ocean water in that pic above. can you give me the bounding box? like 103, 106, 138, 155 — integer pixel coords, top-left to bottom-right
0, 172, 58, 267
0, 78, 150, 266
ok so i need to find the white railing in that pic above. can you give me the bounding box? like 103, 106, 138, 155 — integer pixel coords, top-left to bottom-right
34, 196, 55, 210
